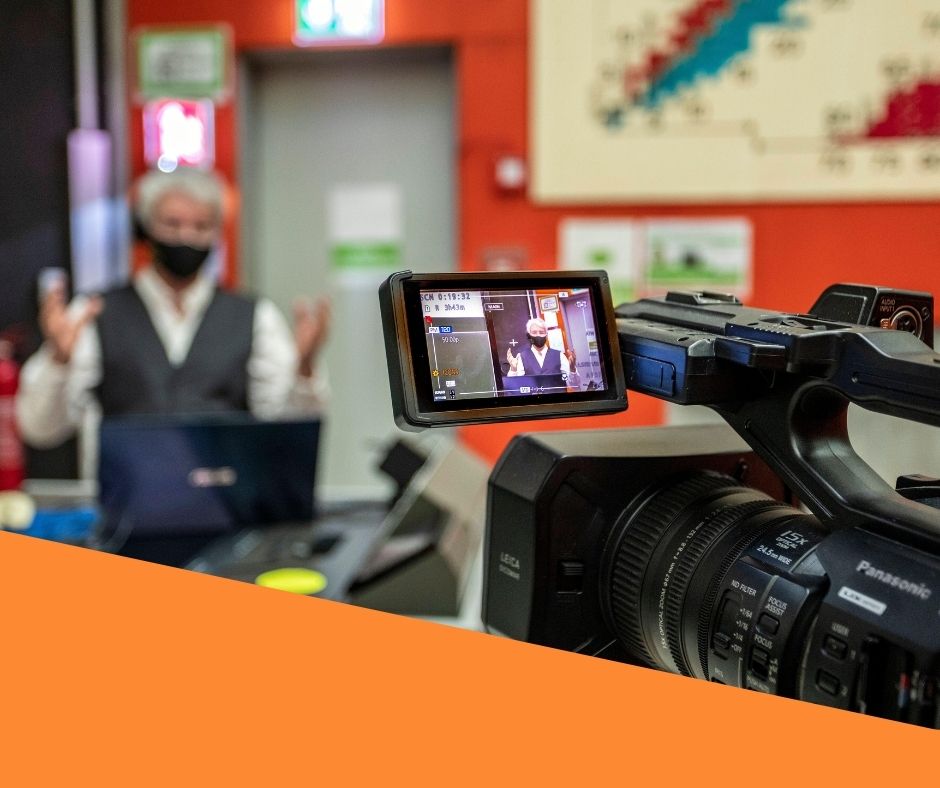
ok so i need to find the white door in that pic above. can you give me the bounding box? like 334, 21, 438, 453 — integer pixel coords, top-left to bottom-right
241, 47, 456, 499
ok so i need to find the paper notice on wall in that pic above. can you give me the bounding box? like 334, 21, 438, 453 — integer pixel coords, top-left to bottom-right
328, 183, 403, 276
644, 219, 752, 298
558, 218, 638, 306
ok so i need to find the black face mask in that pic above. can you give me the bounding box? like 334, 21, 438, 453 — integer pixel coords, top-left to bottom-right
528, 334, 547, 348
151, 239, 212, 280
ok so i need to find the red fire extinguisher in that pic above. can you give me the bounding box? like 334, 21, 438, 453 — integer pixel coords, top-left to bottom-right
0, 339, 24, 491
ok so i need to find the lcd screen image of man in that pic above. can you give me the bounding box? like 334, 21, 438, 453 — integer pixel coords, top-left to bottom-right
16, 168, 331, 461
504, 318, 578, 395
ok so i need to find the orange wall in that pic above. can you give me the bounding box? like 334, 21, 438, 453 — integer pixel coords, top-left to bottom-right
126, 0, 940, 462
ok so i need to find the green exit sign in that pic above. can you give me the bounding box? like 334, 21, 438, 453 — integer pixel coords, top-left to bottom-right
294, 0, 384, 46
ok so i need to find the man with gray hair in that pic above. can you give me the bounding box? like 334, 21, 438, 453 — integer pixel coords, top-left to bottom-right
505, 317, 578, 392
17, 168, 330, 460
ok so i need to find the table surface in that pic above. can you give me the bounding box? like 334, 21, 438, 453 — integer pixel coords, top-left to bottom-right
20, 479, 485, 632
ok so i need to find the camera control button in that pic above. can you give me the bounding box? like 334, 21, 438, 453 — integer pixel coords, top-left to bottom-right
757, 613, 779, 635
712, 594, 741, 657
816, 669, 841, 697
823, 634, 848, 661
750, 647, 770, 680
556, 561, 585, 593
713, 632, 732, 653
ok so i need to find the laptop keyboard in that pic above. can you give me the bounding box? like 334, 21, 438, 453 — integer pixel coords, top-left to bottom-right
234, 525, 348, 563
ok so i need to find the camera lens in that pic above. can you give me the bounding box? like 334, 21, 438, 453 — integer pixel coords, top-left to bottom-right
601, 471, 824, 691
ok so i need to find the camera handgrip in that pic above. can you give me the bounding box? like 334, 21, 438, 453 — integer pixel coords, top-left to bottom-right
829, 329, 940, 429
714, 330, 940, 552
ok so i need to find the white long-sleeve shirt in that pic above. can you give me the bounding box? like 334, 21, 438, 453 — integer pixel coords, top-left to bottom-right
16, 267, 328, 460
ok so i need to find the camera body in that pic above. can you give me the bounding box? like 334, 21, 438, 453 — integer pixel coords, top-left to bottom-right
380, 272, 940, 727
485, 424, 940, 725
483, 425, 790, 655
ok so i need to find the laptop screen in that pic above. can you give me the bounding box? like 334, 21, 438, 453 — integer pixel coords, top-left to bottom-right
98, 416, 321, 538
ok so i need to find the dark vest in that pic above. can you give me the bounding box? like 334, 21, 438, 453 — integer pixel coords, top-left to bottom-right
95, 285, 256, 417
520, 345, 565, 391
521, 345, 562, 377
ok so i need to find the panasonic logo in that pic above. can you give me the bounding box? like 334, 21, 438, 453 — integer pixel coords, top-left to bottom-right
856, 560, 931, 601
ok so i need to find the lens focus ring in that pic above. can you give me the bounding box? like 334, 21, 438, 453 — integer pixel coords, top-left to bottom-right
604, 472, 737, 669
661, 498, 783, 676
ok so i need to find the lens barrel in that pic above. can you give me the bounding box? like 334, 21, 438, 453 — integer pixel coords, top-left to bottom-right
602, 471, 821, 688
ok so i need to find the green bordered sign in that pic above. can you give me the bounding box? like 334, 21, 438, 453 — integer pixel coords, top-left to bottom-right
135, 26, 231, 102
331, 242, 401, 269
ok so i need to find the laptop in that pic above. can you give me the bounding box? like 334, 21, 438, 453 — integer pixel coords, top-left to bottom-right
98, 415, 389, 599
97, 416, 321, 545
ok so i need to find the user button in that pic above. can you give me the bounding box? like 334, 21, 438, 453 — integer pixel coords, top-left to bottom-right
816, 669, 841, 697
823, 634, 848, 660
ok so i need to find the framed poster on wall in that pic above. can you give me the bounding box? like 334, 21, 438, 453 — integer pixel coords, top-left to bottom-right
134, 25, 232, 103
532, 0, 940, 202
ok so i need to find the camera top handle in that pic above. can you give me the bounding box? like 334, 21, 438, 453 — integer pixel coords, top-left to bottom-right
617, 295, 940, 553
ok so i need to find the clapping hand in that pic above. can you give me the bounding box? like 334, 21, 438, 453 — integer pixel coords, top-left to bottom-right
506, 346, 521, 373
294, 296, 332, 377
39, 284, 102, 365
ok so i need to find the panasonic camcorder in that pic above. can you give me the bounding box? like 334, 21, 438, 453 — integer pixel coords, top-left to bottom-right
380, 270, 940, 727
